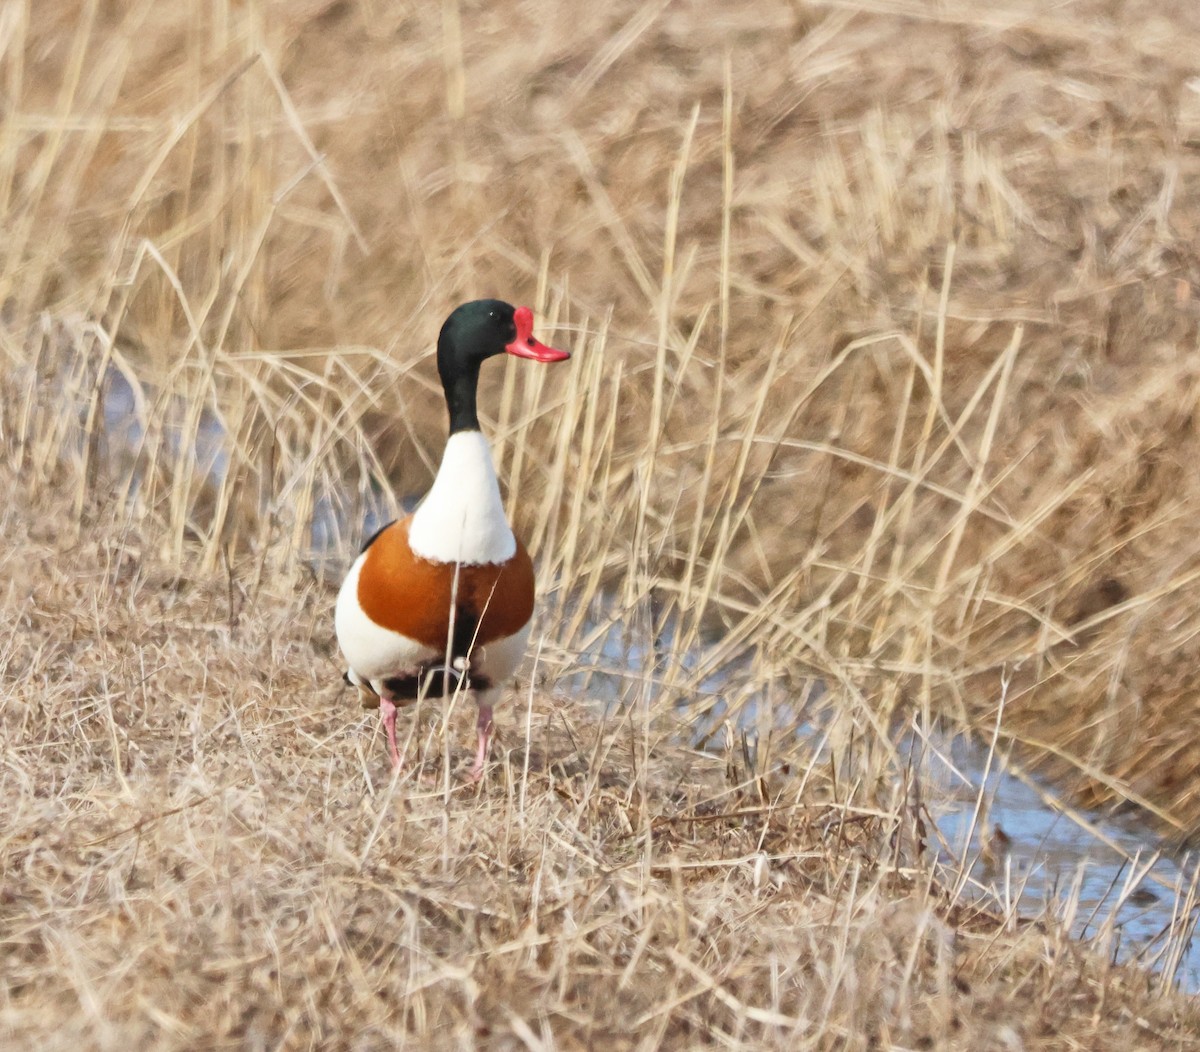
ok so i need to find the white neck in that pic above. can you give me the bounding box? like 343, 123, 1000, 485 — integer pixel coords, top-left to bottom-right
408, 430, 517, 564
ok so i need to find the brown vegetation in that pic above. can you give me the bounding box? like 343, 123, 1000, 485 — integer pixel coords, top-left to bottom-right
3, 0, 1200, 1046
1, 477, 1198, 1048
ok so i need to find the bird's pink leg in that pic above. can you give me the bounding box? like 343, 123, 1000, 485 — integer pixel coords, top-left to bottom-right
468, 703, 494, 783
380, 696, 401, 771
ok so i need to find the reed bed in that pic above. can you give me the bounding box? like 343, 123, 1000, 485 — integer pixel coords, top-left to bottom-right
3, 0, 1200, 1046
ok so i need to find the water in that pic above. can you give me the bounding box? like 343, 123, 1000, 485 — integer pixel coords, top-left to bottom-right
98, 363, 229, 487
920, 729, 1200, 989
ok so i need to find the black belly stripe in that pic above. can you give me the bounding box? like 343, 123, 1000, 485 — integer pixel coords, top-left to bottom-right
451, 606, 480, 665
381, 664, 495, 702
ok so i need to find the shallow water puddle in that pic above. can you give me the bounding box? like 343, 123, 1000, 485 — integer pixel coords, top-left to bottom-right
919, 730, 1200, 990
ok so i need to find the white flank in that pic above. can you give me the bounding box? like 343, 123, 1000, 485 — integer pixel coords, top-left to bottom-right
407, 430, 516, 565
476, 621, 532, 685
334, 552, 436, 685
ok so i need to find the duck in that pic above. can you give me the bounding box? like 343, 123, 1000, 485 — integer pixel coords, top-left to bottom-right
335, 299, 570, 781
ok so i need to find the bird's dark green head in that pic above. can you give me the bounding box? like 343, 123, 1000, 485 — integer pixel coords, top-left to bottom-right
436, 299, 569, 433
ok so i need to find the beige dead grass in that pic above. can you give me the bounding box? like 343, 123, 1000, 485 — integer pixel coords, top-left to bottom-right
5, 0, 1200, 1045
0, 475, 1197, 1050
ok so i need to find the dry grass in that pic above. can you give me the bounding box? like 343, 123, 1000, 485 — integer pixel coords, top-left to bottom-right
4, 0, 1200, 1046
1, 477, 1197, 1049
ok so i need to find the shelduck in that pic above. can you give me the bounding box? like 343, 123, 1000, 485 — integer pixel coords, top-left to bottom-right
335, 299, 570, 781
